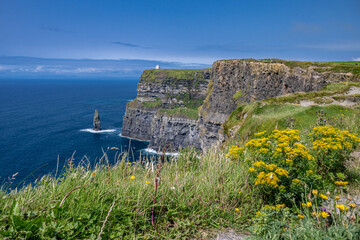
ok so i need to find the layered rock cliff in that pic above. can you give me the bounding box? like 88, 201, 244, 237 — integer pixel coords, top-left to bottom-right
122, 59, 360, 152
198, 59, 360, 150
121, 69, 211, 151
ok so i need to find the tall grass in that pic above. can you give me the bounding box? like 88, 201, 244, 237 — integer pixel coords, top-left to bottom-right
0, 148, 259, 239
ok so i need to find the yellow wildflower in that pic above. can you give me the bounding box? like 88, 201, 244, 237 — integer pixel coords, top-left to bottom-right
319, 194, 328, 200
321, 212, 330, 218
349, 203, 357, 208
302, 202, 312, 208
235, 208, 240, 212
91, 172, 96, 176
130, 176, 135, 180
276, 204, 286, 210
298, 214, 304, 219
126, 162, 131, 165
146, 181, 150, 184
275, 167, 289, 177
248, 167, 256, 173
336, 204, 349, 212
334, 181, 348, 186
312, 189, 318, 196
335, 196, 340, 200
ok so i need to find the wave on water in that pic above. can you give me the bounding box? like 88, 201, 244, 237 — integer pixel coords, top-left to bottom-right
80, 128, 117, 133
144, 148, 179, 157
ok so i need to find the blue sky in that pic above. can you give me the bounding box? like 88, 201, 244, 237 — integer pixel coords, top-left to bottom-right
0, 0, 359, 78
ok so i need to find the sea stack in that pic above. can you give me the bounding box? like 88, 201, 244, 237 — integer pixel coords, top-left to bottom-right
93, 109, 101, 131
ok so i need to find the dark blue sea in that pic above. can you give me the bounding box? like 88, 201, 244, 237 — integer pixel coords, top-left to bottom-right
0, 79, 150, 187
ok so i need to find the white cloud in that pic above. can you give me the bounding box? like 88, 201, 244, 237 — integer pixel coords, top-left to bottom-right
353, 57, 360, 61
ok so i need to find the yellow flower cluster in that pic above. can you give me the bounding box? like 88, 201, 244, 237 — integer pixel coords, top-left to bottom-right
263, 204, 286, 211
336, 204, 349, 212
311, 211, 329, 218
226, 145, 245, 159
311, 125, 360, 151
334, 181, 348, 186
302, 202, 312, 208
254, 130, 267, 137
250, 161, 289, 188
273, 141, 314, 161
246, 137, 270, 150
312, 138, 342, 150
255, 172, 280, 188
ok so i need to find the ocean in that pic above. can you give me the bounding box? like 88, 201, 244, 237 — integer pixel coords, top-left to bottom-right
0, 79, 150, 186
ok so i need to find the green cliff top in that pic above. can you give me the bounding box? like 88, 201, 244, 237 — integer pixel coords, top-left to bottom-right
141, 69, 211, 83
218, 59, 360, 77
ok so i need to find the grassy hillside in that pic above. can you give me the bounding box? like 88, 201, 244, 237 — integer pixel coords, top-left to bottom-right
1, 82, 360, 239
224, 82, 360, 145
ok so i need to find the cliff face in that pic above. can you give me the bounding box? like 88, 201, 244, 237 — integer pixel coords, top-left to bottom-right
198, 59, 359, 150
121, 69, 211, 150
122, 59, 360, 152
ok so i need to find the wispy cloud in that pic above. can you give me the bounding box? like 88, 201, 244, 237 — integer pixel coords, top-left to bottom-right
0, 56, 211, 79
297, 41, 360, 51
111, 41, 149, 49
353, 57, 360, 61
291, 22, 322, 34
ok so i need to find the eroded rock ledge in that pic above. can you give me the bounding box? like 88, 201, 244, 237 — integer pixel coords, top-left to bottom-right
121, 69, 211, 151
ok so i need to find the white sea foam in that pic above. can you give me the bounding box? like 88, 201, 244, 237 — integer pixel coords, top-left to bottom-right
80, 128, 116, 133
143, 148, 179, 157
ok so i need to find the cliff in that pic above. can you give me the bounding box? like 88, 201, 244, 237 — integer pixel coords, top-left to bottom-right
198, 59, 360, 150
121, 69, 211, 151
122, 59, 360, 152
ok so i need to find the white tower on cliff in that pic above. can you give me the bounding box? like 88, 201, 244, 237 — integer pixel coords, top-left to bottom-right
155, 65, 160, 69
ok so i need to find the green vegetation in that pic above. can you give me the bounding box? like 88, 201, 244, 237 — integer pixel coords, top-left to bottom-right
2, 80, 360, 239
233, 90, 244, 100
225, 59, 360, 77
265, 82, 360, 104
224, 103, 360, 143
159, 107, 199, 120
176, 92, 204, 109
2, 123, 359, 239
142, 100, 162, 108
141, 69, 210, 83
0, 149, 258, 239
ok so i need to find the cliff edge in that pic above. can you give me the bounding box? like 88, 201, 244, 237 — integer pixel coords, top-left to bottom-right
121, 69, 211, 151
122, 59, 360, 152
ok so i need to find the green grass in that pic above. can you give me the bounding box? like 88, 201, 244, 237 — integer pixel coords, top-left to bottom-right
142, 100, 162, 108
141, 69, 210, 83
159, 107, 199, 120
221, 59, 360, 77
0, 149, 258, 239
265, 82, 359, 104
224, 102, 360, 144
